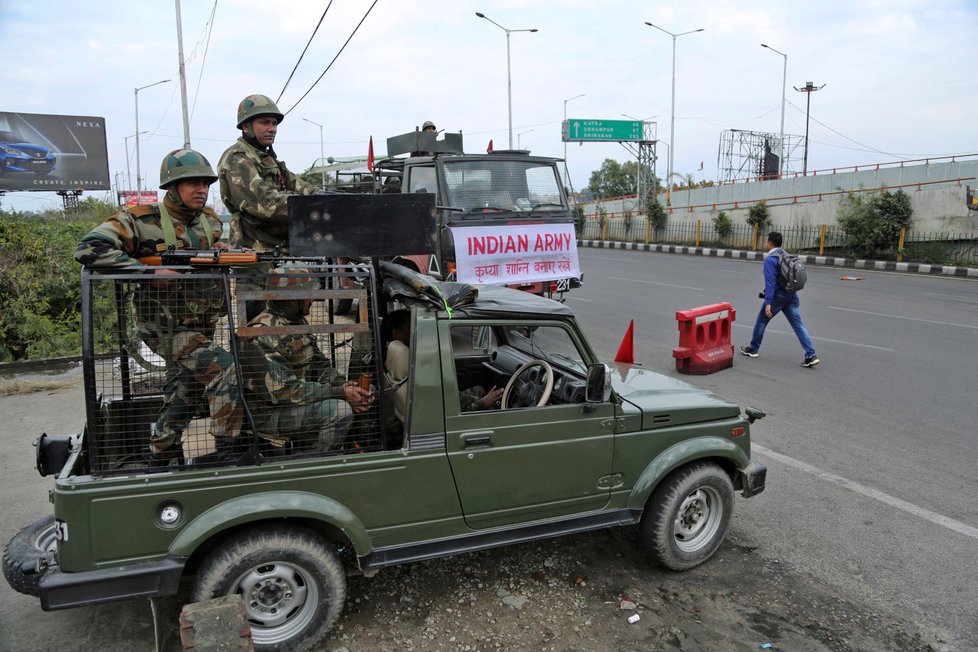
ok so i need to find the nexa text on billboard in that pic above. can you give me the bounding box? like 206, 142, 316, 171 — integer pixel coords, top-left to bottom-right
0, 111, 110, 192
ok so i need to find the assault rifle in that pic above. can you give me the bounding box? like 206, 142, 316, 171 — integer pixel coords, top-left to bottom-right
138, 247, 285, 267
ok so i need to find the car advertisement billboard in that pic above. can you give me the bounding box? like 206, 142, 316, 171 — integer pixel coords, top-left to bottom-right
118, 191, 159, 207
0, 111, 110, 192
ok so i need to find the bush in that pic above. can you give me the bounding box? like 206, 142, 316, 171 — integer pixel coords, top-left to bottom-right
646, 199, 667, 235
0, 202, 113, 361
572, 204, 586, 237
712, 210, 733, 243
622, 209, 633, 236
837, 188, 913, 258
746, 200, 769, 230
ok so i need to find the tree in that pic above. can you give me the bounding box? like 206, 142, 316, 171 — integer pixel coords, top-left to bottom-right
646, 198, 667, 236
587, 159, 656, 200
837, 188, 913, 258
712, 210, 732, 243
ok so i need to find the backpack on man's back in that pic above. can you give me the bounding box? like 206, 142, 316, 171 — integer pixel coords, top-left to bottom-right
777, 251, 807, 292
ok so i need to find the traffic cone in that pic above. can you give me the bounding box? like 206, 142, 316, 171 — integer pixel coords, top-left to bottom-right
614, 320, 635, 364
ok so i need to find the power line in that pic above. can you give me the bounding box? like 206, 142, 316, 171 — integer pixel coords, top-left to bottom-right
277, 2, 334, 104
190, 0, 219, 125
785, 97, 905, 160
282, 0, 378, 117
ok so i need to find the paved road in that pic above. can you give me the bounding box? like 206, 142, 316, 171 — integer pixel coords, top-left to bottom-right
1, 250, 975, 650
569, 247, 978, 648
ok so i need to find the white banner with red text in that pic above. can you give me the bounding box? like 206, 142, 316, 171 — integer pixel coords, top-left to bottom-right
451, 223, 580, 285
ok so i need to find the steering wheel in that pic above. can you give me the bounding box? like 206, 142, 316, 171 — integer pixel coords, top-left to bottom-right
501, 359, 554, 409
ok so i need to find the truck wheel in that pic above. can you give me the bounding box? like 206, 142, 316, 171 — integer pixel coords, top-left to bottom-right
639, 462, 734, 571
331, 298, 353, 316
3, 516, 58, 596
192, 526, 346, 652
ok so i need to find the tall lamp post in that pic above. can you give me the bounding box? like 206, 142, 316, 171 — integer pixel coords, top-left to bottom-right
124, 131, 148, 191
562, 93, 585, 193
303, 118, 326, 191
475, 11, 538, 149
761, 43, 787, 176
644, 22, 704, 203
794, 81, 825, 175
134, 79, 170, 194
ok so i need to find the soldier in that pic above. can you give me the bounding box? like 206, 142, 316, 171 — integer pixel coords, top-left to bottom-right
225, 266, 374, 454
74, 148, 236, 463
421, 120, 436, 133
217, 94, 319, 253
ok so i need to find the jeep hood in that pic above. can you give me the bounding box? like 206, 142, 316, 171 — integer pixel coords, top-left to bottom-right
609, 362, 740, 428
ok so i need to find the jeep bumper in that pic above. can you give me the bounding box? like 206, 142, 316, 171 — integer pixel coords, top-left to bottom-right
39, 557, 185, 611
739, 460, 767, 498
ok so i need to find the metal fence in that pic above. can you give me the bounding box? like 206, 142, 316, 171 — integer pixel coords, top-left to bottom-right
582, 215, 978, 266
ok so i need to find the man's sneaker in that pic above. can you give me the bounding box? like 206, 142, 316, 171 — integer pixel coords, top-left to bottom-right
802, 355, 820, 368
740, 346, 759, 358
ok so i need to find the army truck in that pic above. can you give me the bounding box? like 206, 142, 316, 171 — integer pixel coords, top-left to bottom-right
3, 200, 766, 652
368, 129, 582, 299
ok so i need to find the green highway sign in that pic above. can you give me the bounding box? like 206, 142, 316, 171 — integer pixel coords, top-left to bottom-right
562, 118, 645, 142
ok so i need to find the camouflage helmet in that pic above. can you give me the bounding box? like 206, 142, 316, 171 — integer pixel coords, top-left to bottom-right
422, 120, 436, 131
158, 148, 218, 189
266, 264, 319, 292
236, 94, 285, 129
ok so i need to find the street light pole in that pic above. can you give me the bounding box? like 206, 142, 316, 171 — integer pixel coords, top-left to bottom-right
793, 81, 825, 175
517, 129, 534, 149
761, 43, 788, 175
562, 93, 585, 192
645, 22, 704, 204
134, 79, 170, 195
124, 131, 147, 190
303, 118, 326, 191
476, 12, 538, 149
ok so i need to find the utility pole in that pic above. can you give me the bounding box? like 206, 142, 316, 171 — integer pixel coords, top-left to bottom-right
794, 81, 825, 175
175, 0, 191, 147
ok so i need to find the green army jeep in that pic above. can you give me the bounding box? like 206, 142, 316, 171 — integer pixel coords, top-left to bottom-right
3, 259, 766, 652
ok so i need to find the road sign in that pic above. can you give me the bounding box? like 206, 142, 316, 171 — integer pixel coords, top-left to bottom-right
562, 119, 645, 142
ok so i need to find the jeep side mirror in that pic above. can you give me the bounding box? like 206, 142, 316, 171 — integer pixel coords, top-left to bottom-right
585, 363, 612, 403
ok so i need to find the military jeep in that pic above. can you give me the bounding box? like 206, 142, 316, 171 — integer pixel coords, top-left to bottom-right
3, 200, 766, 652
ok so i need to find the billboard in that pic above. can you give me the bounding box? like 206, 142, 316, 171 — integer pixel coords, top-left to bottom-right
118, 191, 159, 207
0, 111, 110, 192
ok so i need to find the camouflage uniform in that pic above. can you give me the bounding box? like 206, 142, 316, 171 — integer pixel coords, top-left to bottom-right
217, 94, 318, 252
233, 304, 354, 452
74, 150, 234, 459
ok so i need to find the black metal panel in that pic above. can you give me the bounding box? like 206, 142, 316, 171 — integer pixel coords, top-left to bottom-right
288, 193, 437, 258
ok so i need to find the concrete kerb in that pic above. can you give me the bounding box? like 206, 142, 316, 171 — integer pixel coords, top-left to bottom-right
578, 240, 978, 279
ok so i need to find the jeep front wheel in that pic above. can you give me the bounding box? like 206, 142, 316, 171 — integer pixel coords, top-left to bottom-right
639, 462, 734, 571
192, 526, 346, 652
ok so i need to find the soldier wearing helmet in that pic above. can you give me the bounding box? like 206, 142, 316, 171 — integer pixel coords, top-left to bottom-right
217, 94, 319, 253
422, 120, 436, 133
210, 265, 374, 454
75, 148, 235, 464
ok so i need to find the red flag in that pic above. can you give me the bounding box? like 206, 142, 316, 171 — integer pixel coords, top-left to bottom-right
367, 136, 374, 171
487, 139, 493, 153
614, 320, 635, 364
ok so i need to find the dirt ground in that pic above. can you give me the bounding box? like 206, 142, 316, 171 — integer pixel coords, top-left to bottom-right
0, 372, 936, 652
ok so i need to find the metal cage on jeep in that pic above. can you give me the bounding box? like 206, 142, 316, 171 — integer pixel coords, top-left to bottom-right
77, 261, 393, 476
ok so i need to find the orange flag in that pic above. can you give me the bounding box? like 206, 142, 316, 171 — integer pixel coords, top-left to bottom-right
487, 139, 493, 153
367, 136, 374, 171
614, 319, 635, 364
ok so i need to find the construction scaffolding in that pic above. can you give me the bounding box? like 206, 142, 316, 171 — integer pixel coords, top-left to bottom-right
717, 129, 804, 183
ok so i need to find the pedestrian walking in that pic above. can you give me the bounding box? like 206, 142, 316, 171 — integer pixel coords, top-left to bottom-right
741, 231, 820, 367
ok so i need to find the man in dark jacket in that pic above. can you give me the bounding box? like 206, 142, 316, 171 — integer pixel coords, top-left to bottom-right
740, 231, 820, 367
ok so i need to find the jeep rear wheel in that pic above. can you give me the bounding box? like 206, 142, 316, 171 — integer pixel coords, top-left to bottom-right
192, 526, 346, 652
3, 516, 58, 596
639, 462, 734, 571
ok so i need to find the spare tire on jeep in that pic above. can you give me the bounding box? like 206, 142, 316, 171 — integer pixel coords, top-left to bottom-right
3, 516, 58, 596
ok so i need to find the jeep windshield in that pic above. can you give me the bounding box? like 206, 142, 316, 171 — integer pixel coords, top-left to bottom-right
443, 159, 566, 216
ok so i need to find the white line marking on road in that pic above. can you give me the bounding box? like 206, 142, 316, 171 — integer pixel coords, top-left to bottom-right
731, 323, 894, 351
565, 296, 592, 302
609, 276, 704, 291
752, 444, 978, 541
829, 306, 978, 330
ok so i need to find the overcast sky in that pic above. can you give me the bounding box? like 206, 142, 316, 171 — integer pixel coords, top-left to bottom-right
1, 0, 976, 212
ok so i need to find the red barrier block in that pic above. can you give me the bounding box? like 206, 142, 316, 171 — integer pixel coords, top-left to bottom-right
672, 302, 736, 375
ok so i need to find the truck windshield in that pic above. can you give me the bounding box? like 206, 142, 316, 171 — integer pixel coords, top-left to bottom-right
443, 159, 566, 215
